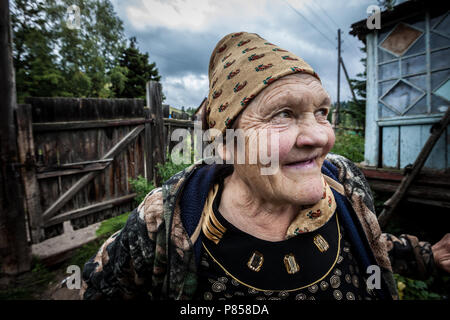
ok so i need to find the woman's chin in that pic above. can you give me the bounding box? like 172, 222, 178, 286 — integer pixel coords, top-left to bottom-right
277, 179, 324, 206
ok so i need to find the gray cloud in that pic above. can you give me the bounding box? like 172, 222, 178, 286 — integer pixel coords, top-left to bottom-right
112, 0, 374, 109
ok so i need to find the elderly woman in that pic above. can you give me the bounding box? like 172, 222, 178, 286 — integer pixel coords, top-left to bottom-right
81, 32, 449, 300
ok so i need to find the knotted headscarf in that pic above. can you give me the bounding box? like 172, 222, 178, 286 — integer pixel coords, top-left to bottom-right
206, 31, 321, 136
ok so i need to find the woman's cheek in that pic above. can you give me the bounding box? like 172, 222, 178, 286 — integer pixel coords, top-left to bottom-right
324, 127, 336, 154
276, 131, 296, 161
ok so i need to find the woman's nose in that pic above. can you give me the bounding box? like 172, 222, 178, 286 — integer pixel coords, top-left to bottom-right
294, 121, 328, 148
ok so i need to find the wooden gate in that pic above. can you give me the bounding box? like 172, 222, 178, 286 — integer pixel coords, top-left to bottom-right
17, 97, 151, 244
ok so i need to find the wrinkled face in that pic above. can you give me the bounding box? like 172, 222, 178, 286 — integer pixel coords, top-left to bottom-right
228, 73, 335, 206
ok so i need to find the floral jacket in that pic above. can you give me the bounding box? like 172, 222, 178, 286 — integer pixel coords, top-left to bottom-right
80, 154, 436, 300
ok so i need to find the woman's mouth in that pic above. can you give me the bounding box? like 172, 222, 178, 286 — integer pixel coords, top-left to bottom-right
283, 157, 317, 169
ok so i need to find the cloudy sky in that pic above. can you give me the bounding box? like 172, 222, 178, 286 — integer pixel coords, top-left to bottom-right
110, 0, 379, 109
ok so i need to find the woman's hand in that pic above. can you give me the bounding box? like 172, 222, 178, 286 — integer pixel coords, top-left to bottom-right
432, 233, 450, 273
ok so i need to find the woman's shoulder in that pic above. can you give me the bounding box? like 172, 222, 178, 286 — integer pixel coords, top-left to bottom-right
137, 187, 165, 235
325, 154, 369, 187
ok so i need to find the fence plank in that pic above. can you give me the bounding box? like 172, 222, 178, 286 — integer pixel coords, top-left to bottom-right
0, 1, 31, 274
144, 107, 153, 183
16, 104, 44, 243
41, 125, 144, 221
147, 81, 165, 185
45, 193, 136, 227
33, 118, 151, 132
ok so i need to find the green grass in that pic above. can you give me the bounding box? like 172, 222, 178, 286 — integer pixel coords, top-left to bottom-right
0, 257, 55, 300
68, 211, 131, 268
331, 131, 365, 163
95, 212, 131, 238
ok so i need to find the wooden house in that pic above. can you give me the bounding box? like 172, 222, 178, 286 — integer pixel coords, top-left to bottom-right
350, 1, 450, 208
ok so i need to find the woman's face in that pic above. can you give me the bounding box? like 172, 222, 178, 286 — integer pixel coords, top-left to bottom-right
229, 73, 335, 206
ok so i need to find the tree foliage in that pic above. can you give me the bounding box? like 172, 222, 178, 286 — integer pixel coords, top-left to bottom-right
346, 44, 367, 132
11, 0, 160, 101
113, 37, 161, 99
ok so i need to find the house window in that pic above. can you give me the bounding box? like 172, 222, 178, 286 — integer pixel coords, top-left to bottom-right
377, 11, 450, 118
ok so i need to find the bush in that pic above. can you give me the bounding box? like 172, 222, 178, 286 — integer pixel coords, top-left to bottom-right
156, 159, 191, 183
129, 175, 155, 205
394, 273, 443, 300
331, 131, 365, 163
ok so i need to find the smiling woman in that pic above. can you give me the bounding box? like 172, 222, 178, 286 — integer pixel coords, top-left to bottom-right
80, 32, 446, 301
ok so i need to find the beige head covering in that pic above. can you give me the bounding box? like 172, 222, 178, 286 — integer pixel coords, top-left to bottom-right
206, 31, 320, 135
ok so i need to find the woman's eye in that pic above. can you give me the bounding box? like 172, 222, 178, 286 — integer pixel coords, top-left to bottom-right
274, 111, 291, 119
315, 108, 328, 118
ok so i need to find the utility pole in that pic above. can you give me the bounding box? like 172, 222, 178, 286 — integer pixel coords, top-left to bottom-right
0, 0, 31, 276
340, 57, 358, 104
334, 29, 341, 129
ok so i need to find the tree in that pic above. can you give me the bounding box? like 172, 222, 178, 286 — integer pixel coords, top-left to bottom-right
113, 37, 161, 99
378, 0, 397, 11
347, 44, 367, 132
11, 0, 66, 99
11, 0, 127, 100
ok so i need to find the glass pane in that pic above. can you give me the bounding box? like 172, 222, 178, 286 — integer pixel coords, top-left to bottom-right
405, 96, 428, 115
382, 80, 424, 113
378, 80, 396, 96
406, 17, 425, 31
431, 93, 449, 113
378, 48, 396, 63
430, 13, 447, 29
430, 32, 450, 50
404, 35, 425, 56
431, 48, 450, 71
380, 23, 423, 56
431, 69, 450, 90
404, 13, 425, 31
434, 79, 450, 101
402, 54, 426, 75
378, 28, 392, 44
379, 102, 399, 118
379, 61, 399, 80
404, 74, 427, 91
433, 13, 450, 37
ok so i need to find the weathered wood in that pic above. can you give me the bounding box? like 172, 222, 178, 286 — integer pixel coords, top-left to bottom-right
406, 197, 450, 209
41, 125, 144, 221
16, 104, 44, 243
147, 81, 165, 186
361, 166, 450, 187
45, 193, 136, 227
144, 107, 153, 183
378, 107, 450, 228
27, 97, 145, 122
36, 162, 110, 180
163, 118, 195, 127
33, 118, 151, 132
368, 180, 450, 200
0, 1, 31, 274
37, 158, 114, 172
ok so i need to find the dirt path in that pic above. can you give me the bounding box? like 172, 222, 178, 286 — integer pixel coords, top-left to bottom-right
40, 268, 81, 300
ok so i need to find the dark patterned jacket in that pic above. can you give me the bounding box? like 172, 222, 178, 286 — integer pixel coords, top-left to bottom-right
80, 154, 435, 300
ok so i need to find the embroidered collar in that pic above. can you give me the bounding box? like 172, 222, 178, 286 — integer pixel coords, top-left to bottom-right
199, 173, 337, 243
285, 175, 337, 238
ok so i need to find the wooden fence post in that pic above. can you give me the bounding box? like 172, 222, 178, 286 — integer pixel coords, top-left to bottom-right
146, 81, 165, 186
0, 1, 31, 275
144, 107, 153, 183
16, 104, 44, 243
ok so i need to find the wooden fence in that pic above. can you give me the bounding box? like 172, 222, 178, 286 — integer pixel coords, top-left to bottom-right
16, 82, 195, 244
331, 109, 364, 133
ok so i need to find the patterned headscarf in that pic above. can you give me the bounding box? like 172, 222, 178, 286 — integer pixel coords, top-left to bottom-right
206, 31, 320, 136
